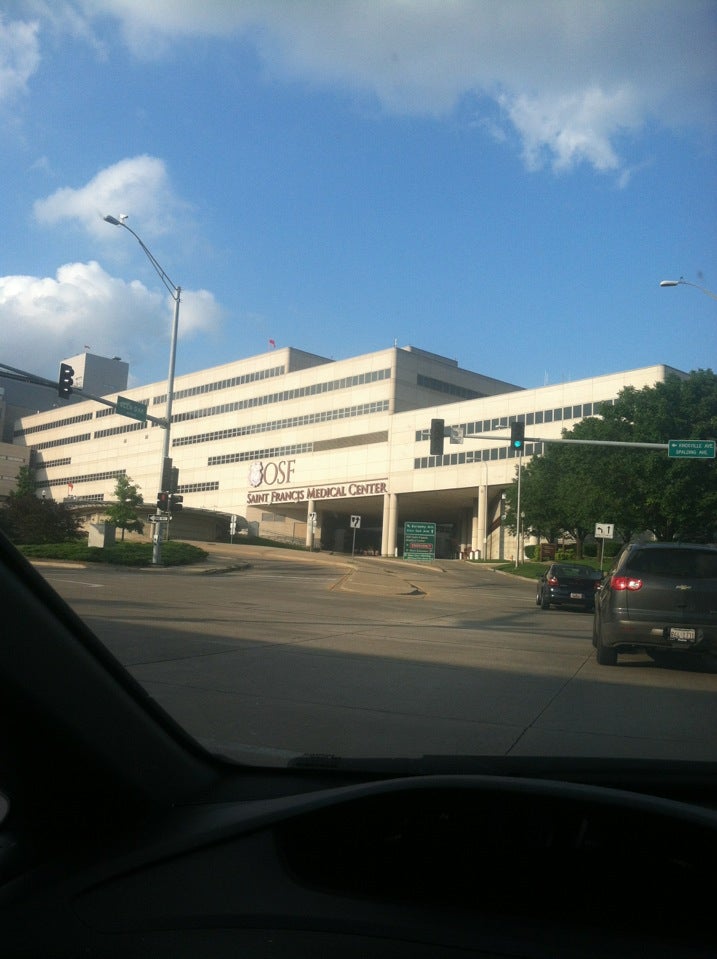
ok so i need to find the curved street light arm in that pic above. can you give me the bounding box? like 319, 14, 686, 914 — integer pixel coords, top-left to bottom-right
103, 215, 179, 299
659, 278, 717, 301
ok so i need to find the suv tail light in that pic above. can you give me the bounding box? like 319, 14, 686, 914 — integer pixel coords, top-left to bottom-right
547, 575, 559, 586
610, 574, 643, 592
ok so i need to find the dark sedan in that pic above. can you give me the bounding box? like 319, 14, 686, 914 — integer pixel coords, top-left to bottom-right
593, 542, 717, 666
536, 562, 602, 611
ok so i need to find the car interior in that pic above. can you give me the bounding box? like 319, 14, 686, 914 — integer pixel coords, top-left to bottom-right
2, 529, 717, 958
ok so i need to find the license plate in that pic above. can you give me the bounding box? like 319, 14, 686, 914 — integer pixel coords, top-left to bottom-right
670, 627, 696, 643
570, 592, 585, 600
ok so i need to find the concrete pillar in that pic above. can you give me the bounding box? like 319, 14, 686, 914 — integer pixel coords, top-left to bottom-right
305, 499, 315, 549
383, 492, 398, 557
475, 486, 488, 558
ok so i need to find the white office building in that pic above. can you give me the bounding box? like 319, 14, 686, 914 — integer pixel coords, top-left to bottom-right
9, 345, 682, 558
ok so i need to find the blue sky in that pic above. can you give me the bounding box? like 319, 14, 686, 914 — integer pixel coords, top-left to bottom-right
2, 1, 716, 391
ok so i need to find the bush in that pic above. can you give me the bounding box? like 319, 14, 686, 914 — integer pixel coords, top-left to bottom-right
555, 548, 575, 561
20, 540, 208, 567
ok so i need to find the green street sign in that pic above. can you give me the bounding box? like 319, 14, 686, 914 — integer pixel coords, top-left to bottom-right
403, 521, 436, 562
667, 439, 715, 459
116, 395, 148, 423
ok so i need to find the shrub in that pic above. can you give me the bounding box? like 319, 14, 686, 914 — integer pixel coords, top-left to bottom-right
20, 540, 207, 567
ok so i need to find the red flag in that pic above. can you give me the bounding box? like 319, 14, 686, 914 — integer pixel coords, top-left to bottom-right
268, 338, 276, 348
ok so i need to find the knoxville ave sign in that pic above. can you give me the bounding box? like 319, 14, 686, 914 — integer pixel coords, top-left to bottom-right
248, 480, 388, 506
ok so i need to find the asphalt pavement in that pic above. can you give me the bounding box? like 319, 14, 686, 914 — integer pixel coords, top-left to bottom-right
175, 541, 507, 597
31, 541, 506, 596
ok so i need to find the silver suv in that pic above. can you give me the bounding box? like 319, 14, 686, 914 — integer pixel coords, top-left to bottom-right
592, 543, 717, 666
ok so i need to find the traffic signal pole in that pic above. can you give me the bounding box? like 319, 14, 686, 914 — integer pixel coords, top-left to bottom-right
152, 287, 181, 566
426, 417, 701, 566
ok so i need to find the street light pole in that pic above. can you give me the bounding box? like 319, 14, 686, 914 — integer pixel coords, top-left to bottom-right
514, 447, 523, 569
104, 214, 181, 565
660, 278, 717, 301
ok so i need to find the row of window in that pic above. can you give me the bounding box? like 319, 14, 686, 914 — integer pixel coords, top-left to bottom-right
33, 456, 71, 469
152, 365, 286, 405
176, 481, 219, 494
172, 400, 389, 449
170, 368, 392, 425
208, 443, 313, 467
415, 399, 613, 445
34, 433, 92, 451
95, 420, 147, 439
416, 374, 484, 400
36, 469, 126, 489
15, 412, 93, 438
415, 443, 543, 469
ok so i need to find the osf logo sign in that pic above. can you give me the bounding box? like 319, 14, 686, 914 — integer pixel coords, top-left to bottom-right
248, 459, 296, 488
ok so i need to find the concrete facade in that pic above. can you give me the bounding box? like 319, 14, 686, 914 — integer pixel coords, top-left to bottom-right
8, 345, 682, 558
0, 442, 31, 503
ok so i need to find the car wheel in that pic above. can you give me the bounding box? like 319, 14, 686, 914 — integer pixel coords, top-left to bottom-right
540, 591, 550, 609
595, 622, 617, 666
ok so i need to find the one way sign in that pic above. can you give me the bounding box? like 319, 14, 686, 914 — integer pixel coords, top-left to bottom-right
350, 515, 361, 528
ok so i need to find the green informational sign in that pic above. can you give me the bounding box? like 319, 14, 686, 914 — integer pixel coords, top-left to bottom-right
667, 439, 715, 459
403, 521, 436, 562
116, 395, 148, 422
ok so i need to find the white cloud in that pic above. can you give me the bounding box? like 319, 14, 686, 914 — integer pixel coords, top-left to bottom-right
33, 155, 186, 240
501, 86, 639, 174
0, 260, 222, 381
0, 15, 40, 103
9, 2, 716, 177
39, 0, 714, 176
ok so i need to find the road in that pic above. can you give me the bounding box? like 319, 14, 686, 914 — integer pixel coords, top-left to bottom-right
39, 547, 717, 766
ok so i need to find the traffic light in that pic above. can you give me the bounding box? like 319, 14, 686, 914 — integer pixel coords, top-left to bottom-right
157, 491, 169, 511
169, 494, 183, 513
430, 418, 445, 456
58, 363, 74, 398
510, 421, 525, 450
161, 457, 173, 492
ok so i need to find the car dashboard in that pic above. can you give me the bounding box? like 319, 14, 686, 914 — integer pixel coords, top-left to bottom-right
3, 770, 717, 958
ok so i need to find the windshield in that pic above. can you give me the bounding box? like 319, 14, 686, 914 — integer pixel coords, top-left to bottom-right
2, 2, 716, 772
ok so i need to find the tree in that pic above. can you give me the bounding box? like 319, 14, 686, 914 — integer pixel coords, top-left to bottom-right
104, 474, 145, 540
1, 466, 83, 545
14, 465, 37, 498
597, 370, 717, 541
504, 445, 596, 558
508, 370, 717, 548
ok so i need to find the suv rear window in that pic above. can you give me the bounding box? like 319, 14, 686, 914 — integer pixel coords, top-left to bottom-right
626, 548, 717, 579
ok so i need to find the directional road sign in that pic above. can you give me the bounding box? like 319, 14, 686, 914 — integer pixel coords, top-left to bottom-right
667, 439, 715, 459
116, 395, 148, 422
